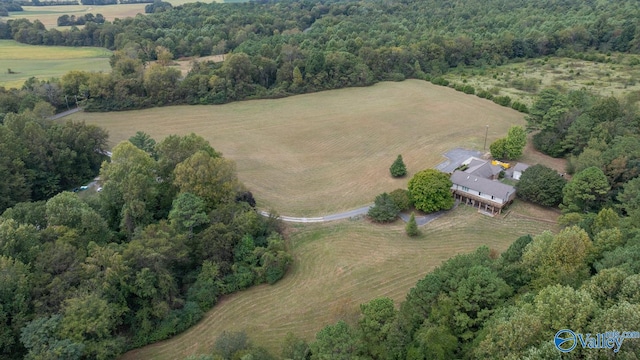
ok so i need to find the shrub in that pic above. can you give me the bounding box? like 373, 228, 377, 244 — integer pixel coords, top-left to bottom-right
368, 193, 400, 222
405, 213, 419, 236
389, 188, 411, 211
511, 101, 529, 113
493, 95, 512, 107
390, 154, 407, 177
476, 89, 493, 100
431, 77, 449, 86
215, 331, 249, 360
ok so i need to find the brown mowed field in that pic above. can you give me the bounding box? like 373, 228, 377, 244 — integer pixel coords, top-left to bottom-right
120, 205, 558, 360
68, 80, 526, 216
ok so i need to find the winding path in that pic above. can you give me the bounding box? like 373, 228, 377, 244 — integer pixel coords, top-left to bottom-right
258, 205, 372, 223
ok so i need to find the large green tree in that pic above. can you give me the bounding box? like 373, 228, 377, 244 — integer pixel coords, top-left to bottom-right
474, 285, 598, 359
515, 164, 566, 207
561, 166, 610, 213
311, 321, 362, 360
168, 192, 208, 236
129, 131, 157, 157
59, 293, 125, 360
407, 169, 453, 213
99, 141, 159, 236
0, 256, 32, 359
522, 227, 593, 289
359, 297, 397, 359
173, 151, 240, 210
490, 126, 527, 160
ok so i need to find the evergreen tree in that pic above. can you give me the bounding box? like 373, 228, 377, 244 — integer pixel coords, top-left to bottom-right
406, 212, 419, 237
368, 193, 400, 223
390, 155, 407, 177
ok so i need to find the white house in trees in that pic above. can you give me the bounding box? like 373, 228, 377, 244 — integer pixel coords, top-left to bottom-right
450, 157, 517, 215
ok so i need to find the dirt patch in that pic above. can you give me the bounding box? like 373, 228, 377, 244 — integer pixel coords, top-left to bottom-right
168, 54, 227, 76
520, 133, 568, 175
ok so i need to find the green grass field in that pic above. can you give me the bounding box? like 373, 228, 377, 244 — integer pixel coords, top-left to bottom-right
68, 80, 527, 216
445, 55, 640, 106
0, 40, 111, 89
120, 203, 558, 359
9, 0, 220, 29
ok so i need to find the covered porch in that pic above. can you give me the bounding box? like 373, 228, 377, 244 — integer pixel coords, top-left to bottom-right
452, 190, 509, 216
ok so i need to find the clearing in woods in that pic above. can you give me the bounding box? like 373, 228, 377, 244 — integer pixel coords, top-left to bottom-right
444, 55, 640, 106
68, 80, 527, 216
0, 40, 111, 89
120, 204, 559, 359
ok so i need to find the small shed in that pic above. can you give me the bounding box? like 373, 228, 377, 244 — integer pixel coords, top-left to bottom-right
512, 163, 530, 180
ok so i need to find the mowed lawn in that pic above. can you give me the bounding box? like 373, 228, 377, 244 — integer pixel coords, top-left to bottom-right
0, 40, 111, 89
9, 0, 220, 29
121, 204, 558, 360
69, 80, 526, 216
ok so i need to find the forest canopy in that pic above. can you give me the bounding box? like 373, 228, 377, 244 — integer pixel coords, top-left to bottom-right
1, 0, 640, 111
0, 132, 291, 359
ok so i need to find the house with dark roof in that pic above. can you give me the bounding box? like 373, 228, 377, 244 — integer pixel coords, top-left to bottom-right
450, 158, 517, 215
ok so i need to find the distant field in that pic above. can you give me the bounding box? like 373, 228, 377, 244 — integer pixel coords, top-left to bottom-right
445, 55, 640, 106
68, 80, 526, 216
8, 0, 220, 28
120, 204, 558, 359
0, 40, 111, 89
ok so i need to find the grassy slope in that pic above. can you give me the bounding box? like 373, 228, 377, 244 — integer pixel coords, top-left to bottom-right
68, 80, 526, 216
121, 204, 559, 359
8, 0, 220, 29
0, 40, 111, 89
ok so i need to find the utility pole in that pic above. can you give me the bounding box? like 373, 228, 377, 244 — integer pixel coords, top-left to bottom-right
484, 125, 489, 151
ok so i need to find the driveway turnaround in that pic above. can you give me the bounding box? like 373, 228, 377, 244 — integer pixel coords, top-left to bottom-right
435, 148, 484, 173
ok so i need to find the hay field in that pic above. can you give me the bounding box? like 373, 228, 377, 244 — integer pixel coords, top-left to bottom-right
9, 0, 220, 28
0, 40, 111, 89
68, 80, 526, 216
120, 204, 558, 359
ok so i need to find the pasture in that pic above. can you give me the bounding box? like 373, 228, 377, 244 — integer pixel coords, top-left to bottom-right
8, 0, 220, 29
445, 55, 640, 106
120, 204, 559, 359
68, 80, 527, 216
0, 40, 111, 89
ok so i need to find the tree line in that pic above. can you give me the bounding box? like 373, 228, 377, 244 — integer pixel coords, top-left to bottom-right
1, 0, 640, 110
0, 0, 22, 16
0, 130, 291, 359
57, 13, 105, 27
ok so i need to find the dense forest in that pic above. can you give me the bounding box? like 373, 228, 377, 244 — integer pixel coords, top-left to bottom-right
0, 102, 107, 212
1, 0, 640, 111
0, 123, 291, 359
